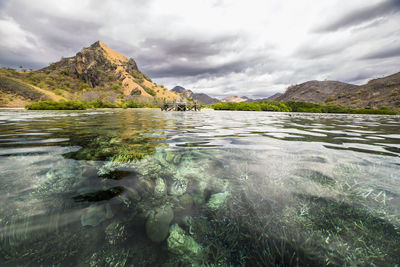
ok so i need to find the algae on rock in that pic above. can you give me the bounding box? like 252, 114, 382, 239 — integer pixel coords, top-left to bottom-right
167, 224, 206, 265
207, 191, 229, 211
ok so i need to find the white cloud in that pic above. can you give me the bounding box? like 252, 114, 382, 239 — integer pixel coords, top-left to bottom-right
0, 17, 37, 50
0, 0, 399, 98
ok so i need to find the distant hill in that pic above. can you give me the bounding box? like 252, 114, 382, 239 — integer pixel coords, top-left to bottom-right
244, 93, 281, 103
171, 86, 219, 104
220, 96, 249, 103
264, 92, 282, 101
0, 41, 180, 107
275, 72, 400, 110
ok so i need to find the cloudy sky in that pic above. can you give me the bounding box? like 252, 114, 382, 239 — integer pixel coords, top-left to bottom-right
0, 0, 399, 98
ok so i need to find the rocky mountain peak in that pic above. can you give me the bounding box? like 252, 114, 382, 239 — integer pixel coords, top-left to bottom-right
46, 41, 140, 88
37, 41, 179, 100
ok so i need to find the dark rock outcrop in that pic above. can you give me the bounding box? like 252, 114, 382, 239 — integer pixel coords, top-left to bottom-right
130, 88, 142, 96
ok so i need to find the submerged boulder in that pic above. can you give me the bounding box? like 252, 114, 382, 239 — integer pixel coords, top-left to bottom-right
179, 194, 194, 210
167, 224, 206, 264
81, 203, 113, 227
154, 178, 167, 198
145, 206, 174, 243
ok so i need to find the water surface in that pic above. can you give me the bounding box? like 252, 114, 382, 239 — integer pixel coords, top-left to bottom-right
0, 109, 399, 266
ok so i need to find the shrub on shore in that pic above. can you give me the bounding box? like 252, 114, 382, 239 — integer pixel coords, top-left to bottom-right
213, 101, 292, 112
24, 99, 162, 110
212, 101, 398, 115
25, 101, 87, 110
25, 100, 117, 110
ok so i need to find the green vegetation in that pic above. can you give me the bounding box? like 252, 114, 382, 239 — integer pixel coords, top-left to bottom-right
112, 84, 122, 91
54, 89, 63, 96
0, 76, 47, 101
24, 99, 166, 110
213, 101, 291, 112
387, 81, 396, 86
212, 101, 398, 115
121, 101, 144, 108
25, 100, 87, 110
142, 85, 156, 96
143, 73, 152, 82
1, 67, 91, 92
25, 100, 119, 110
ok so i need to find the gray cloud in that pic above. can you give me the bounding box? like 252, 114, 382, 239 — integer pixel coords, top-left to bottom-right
295, 43, 350, 60
132, 36, 268, 78
316, 0, 400, 32
362, 45, 400, 59
0, 0, 399, 98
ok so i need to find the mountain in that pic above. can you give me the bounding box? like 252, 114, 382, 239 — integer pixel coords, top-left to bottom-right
275, 72, 400, 110
0, 41, 180, 107
265, 92, 282, 101
171, 86, 219, 104
220, 96, 249, 103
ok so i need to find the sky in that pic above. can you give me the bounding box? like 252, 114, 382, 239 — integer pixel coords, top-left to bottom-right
0, 0, 399, 98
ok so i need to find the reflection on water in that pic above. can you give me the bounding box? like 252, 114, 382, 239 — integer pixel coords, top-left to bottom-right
0, 109, 399, 266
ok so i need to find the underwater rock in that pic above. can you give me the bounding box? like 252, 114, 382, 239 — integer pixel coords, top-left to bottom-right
206, 192, 229, 211
173, 154, 181, 164
165, 150, 175, 163
167, 224, 206, 264
198, 180, 208, 193
192, 193, 205, 206
145, 206, 174, 243
154, 178, 167, 198
125, 186, 141, 202
179, 194, 194, 210
170, 180, 187, 196
81, 203, 113, 227
137, 177, 154, 193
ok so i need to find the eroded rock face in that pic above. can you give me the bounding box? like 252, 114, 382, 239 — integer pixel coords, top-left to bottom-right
49, 41, 140, 89
126, 58, 138, 75
71, 41, 127, 88
74, 49, 108, 87
145, 206, 174, 243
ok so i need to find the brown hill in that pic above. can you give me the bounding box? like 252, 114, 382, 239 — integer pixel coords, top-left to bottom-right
0, 41, 180, 107
221, 96, 248, 103
276, 72, 400, 110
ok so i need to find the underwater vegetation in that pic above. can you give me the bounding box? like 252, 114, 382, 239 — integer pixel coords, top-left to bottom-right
3, 147, 396, 266
64, 135, 160, 162
0, 109, 400, 266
